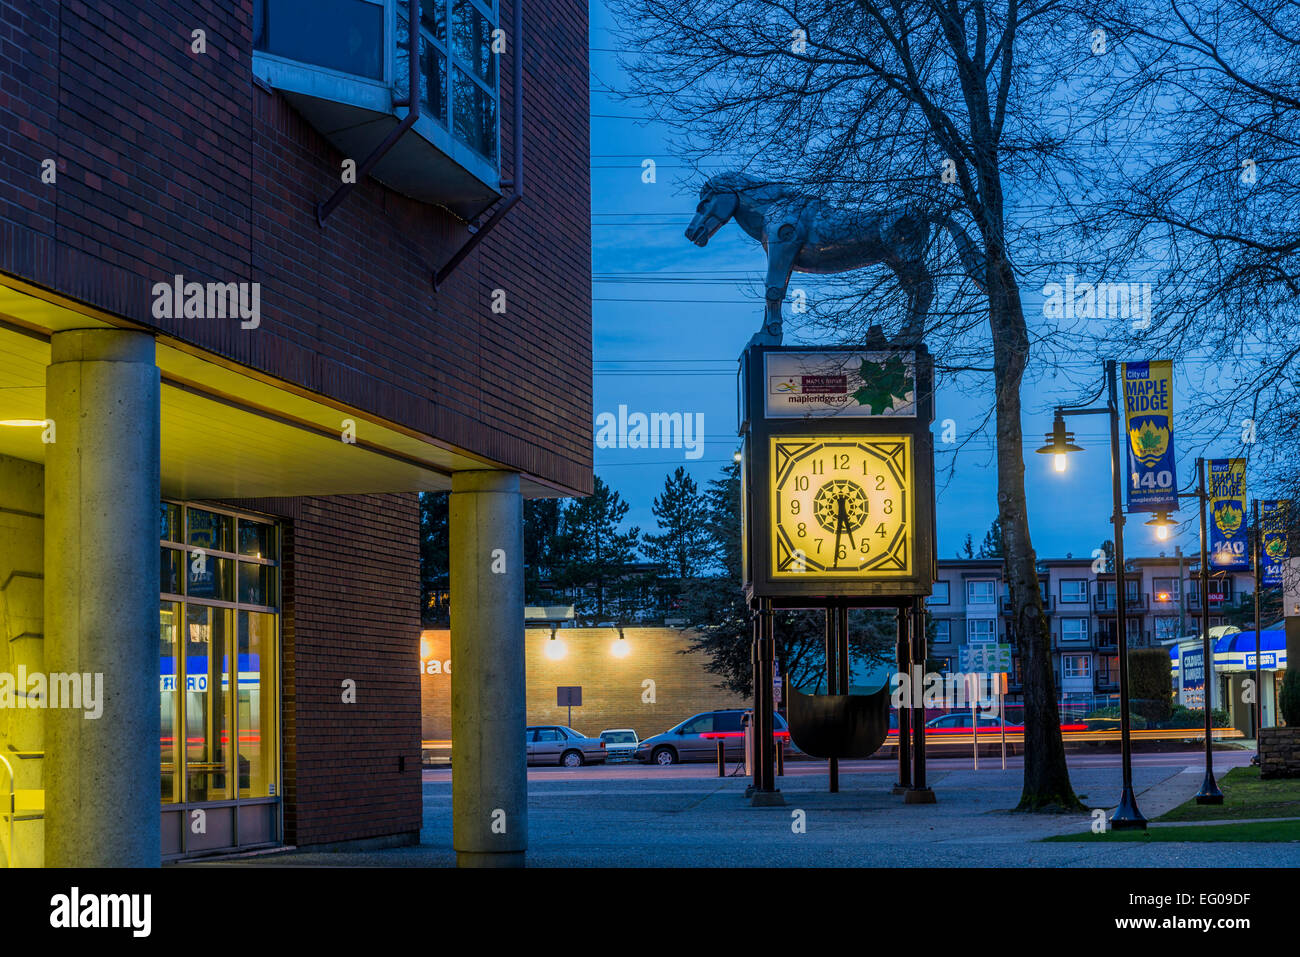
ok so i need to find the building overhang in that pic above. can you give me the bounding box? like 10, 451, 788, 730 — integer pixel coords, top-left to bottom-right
0, 277, 554, 499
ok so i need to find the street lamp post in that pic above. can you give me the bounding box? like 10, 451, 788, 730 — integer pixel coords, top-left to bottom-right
1036, 359, 1146, 829
1147, 463, 1226, 804
1194, 459, 1225, 804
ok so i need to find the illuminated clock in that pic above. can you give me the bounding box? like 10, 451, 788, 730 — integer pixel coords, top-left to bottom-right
769, 435, 913, 578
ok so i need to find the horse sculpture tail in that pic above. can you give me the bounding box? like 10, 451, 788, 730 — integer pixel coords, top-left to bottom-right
934, 215, 987, 291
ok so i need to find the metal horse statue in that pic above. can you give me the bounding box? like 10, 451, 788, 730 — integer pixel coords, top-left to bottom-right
685, 172, 986, 346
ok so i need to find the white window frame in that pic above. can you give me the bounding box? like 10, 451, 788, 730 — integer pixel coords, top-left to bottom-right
1060, 579, 1088, 604
933, 619, 952, 644
1060, 618, 1089, 643
1062, 654, 1091, 679
930, 581, 950, 605
967, 618, 996, 644
966, 579, 996, 605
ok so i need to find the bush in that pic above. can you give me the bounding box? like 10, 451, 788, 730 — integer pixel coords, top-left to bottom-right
1129, 649, 1174, 723
1281, 669, 1300, 726
1164, 705, 1230, 730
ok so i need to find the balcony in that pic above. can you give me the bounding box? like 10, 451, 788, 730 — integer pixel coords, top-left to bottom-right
1092, 593, 1147, 613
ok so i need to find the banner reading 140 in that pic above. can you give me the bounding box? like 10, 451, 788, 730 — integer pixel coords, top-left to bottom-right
1262, 499, 1291, 587
1208, 459, 1249, 570
1121, 360, 1177, 511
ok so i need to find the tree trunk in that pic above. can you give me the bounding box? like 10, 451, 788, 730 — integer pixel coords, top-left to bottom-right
987, 245, 1083, 812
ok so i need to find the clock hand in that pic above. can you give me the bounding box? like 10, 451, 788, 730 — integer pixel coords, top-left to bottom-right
839, 494, 857, 549
832, 504, 844, 569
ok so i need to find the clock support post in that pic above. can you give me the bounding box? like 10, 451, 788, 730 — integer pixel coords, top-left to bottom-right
907, 598, 936, 803
893, 605, 912, 794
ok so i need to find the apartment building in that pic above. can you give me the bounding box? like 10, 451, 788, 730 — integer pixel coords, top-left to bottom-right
927, 555, 1256, 704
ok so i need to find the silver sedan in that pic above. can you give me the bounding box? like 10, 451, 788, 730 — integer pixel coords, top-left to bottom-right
526, 726, 607, 767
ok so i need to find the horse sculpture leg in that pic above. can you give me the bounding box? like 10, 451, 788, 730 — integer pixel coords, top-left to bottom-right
754, 236, 800, 346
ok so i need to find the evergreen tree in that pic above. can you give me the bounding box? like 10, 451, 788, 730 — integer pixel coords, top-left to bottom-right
958, 534, 975, 559
642, 466, 710, 586
552, 475, 641, 620
977, 517, 1004, 558
418, 491, 450, 625
523, 498, 562, 605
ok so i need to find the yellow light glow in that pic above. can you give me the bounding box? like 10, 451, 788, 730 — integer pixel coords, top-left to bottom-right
1156, 524, 1169, 541
1053, 453, 1067, 473
544, 638, 567, 660
611, 638, 631, 658
769, 435, 913, 578
0, 419, 46, 428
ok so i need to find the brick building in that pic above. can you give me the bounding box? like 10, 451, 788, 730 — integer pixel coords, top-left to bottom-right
0, 0, 590, 867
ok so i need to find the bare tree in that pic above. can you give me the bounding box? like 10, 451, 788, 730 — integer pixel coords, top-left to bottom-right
608, 0, 1134, 809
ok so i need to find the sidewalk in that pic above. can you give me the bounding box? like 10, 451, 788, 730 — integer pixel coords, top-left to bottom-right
193, 754, 1300, 867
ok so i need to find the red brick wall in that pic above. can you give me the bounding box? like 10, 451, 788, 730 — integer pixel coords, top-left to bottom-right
0, 0, 592, 495
236, 493, 423, 848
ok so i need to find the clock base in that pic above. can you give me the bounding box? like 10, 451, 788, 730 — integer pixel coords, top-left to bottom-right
750, 789, 787, 807
903, 787, 937, 805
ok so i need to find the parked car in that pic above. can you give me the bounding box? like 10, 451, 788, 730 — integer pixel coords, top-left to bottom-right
525, 725, 606, 767
924, 713, 1021, 732
633, 709, 791, 765
599, 728, 640, 761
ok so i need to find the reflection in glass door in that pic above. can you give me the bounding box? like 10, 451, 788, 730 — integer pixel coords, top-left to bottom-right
185, 603, 233, 802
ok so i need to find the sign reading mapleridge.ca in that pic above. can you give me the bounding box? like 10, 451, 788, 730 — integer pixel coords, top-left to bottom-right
764, 351, 916, 418
1121, 360, 1177, 511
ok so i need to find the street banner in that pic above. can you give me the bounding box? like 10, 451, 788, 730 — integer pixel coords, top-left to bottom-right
1262, 499, 1291, 587
1208, 458, 1250, 570
1121, 360, 1177, 512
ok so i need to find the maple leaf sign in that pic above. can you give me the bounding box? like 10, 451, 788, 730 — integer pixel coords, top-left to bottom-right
852, 355, 913, 414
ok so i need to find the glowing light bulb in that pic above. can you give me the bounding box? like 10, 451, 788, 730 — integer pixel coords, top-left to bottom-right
611, 638, 630, 658
1156, 524, 1169, 541
1053, 453, 1067, 473
544, 638, 567, 660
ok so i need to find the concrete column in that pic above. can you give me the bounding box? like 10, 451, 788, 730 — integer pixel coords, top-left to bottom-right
450, 470, 525, 867
44, 329, 160, 867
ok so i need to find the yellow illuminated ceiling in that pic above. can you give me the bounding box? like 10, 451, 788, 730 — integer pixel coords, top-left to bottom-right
0, 277, 551, 499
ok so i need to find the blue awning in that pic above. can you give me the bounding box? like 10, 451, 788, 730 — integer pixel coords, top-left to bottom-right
1212, 630, 1286, 671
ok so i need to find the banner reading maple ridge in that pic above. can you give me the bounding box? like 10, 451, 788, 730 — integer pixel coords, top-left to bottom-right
1209, 458, 1250, 570
1121, 360, 1178, 512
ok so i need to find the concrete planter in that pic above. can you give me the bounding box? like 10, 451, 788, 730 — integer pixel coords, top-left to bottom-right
1259, 727, 1300, 779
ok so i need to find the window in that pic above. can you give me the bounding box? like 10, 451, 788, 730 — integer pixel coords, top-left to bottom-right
1154, 616, 1182, 643
535, 728, 561, 742
966, 580, 996, 605
254, 0, 385, 79
1061, 618, 1089, 642
1060, 579, 1088, 604
931, 581, 950, 604
932, 620, 952, 644
679, 714, 714, 734
1097, 655, 1119, 683
1062, 655, 1091, 679
1152, 577, 1179, 602
160, 503, 280, 806
967, 618, 996, 643
714, 712, 743, 733
398, 0, 500, 161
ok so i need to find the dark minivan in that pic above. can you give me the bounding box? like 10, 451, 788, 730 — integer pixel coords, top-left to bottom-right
633, 709, 791, 765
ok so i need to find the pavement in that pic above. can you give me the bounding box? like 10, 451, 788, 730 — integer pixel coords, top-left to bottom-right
193, 749, 1300, 867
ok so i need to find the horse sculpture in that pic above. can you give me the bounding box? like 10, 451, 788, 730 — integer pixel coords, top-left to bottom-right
685, 172, 986, 346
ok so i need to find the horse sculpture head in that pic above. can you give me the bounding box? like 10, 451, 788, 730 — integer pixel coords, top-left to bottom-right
685, 173, 760, 247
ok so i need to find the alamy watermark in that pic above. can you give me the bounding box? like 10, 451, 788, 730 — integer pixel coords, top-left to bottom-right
595, 405, 705, 460
152, 274, 260, 329
1041, 274, 1151, 327
0, 667, 103, 719
891, 667, 1004, 718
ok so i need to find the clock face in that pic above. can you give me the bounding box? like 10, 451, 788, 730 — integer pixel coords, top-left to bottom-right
769, 436, 913, 577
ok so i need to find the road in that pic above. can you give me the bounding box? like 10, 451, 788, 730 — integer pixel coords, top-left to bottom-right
422, 747, 1257, 783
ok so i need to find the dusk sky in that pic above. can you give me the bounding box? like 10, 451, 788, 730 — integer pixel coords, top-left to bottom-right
586, 0, 1251, 564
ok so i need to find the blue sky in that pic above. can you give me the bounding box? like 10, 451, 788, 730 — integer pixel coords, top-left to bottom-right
585, 1, 1246, 564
